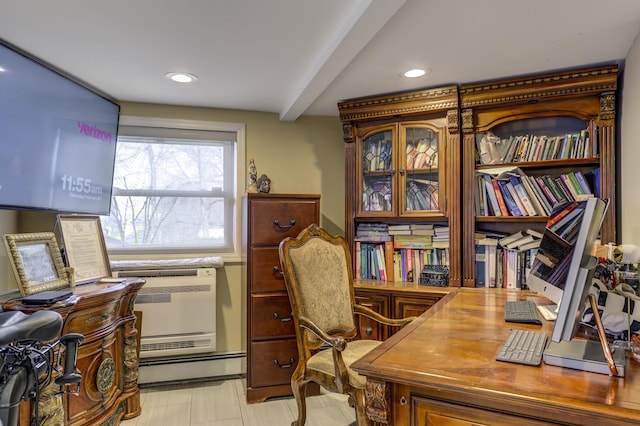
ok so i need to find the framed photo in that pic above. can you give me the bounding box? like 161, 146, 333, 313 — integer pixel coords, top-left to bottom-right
57, 215, 111, 284
3, 232, 70, 296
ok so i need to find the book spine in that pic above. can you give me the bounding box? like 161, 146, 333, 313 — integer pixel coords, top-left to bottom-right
535, 176, 558, 206
505, 181, 528, 216
517, 174, 544, 215
522, 174, 551, 216
546, 201, 579, 228
505, 249, 519, 289
475, 243, 487, 288
559, 174, 581, 199
491, 178, 509, 216
484, 176, 502, 216
543, 175, 569, 204
384, 241, 395, 282
497, 180, 523, 216
376, 244, 387, 281
574, 170, 592, 194
355, 242, 362, 279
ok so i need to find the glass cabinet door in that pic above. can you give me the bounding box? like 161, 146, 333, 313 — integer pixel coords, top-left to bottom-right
358, 127, 394, 216
401, 124, 446, 216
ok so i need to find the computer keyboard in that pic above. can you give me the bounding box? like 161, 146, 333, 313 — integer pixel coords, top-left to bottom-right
496, 329, 548, 366
504, 300, 542, 325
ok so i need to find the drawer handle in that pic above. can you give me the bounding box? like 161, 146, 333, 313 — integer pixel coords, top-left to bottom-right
274, 219, 296, 229
273, 312, 293, 322
274, 358, 295, 369
273, 266, 284, 276
365, 326, 373, 336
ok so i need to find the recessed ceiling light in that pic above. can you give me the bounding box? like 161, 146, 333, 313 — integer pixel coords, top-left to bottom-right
165, 72, 198, 83
404, 68, 426, 78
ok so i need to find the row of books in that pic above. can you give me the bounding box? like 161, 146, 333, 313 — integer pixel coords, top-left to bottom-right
476, 124, 597, 165
475, 229, 542, 289
355, 240, 449, 283
475, 168, 597, 217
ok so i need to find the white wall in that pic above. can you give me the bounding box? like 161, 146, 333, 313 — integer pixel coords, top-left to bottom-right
0, 211, 18, 292
622, 31, 640, 244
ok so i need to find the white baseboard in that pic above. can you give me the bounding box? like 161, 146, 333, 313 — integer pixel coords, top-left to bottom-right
138, 351, 246, 385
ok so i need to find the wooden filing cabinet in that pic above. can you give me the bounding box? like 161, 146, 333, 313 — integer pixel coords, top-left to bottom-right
243, 193, 320, 403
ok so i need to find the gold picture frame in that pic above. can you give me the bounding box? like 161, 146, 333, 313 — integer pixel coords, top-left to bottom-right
57, 215, 111, 284
3, 232, 70, 296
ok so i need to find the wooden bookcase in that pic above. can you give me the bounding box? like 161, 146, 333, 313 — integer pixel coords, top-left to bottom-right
338, 86, 462, 287
460, 65, 618, 287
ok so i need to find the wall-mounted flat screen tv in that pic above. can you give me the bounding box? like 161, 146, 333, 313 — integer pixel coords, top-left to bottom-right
0, 40, 119, 215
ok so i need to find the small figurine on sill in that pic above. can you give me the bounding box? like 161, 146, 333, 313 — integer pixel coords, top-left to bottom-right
257, 174, 271, 193
247, 159, 258, 193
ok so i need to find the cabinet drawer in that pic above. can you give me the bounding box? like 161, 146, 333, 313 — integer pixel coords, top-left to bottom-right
250, 294, 295, 339
250, 247, 286, 292
250, 199, 319, 245
64, 301, 119, 335
413, 396, 551, 426
355, 292, 390, 340
393, 295, 440, 319
249, 339, 299, 388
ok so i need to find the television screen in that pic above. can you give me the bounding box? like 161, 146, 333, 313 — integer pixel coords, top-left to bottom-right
0, 40, 119, 215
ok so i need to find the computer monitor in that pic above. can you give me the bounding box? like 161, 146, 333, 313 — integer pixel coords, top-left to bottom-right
527, 197, 625, 376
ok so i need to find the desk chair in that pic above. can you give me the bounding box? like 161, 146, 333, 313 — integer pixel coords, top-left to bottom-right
279, 224, 415, 426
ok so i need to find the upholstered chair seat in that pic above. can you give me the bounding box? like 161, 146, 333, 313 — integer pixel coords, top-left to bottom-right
279, 224, 415, 426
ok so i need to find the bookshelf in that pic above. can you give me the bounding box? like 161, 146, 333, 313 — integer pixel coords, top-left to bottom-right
460, 65, 618, 287
338, 86, 462, 287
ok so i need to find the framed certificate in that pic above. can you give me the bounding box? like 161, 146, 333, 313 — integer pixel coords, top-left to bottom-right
3, 232, 70, 296
57, 215, 111, 284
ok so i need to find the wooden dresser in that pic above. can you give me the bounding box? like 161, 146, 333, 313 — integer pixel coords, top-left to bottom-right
242, 193, 320, 403
3, 278, 144, 426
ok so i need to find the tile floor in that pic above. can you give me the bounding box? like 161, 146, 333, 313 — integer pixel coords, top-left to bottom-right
120, 377, 356, 426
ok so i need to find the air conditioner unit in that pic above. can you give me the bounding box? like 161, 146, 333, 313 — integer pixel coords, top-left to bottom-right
113, 266, 217, 359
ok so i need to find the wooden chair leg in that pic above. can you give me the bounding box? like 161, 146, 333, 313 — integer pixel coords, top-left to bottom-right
291, 375, 308, 426
353, 388, 368, 426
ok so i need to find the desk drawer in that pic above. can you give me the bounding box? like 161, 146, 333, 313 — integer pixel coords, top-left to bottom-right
249, 339, 299, 388
250, 199, 319, 245
250, 294, 295, 339
250, 247, 286, 293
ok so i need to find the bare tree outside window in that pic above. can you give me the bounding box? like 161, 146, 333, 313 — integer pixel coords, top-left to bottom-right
101, 135, 235, 253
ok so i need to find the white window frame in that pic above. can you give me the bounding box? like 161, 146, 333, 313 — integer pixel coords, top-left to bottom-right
108, 115, 245, 263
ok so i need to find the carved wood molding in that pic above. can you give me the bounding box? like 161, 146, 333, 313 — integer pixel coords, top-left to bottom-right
338, 86, 459, 122
460, 65, 618, 108
600, 92, 616, 121
124, 334, 140, 383
342, 123, 354, 143
365, 379, 391, 424
446, 109, 459, 135
461, 109, 474, 134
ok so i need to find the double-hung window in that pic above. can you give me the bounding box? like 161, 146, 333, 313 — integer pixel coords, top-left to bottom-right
101, 116, 245, 259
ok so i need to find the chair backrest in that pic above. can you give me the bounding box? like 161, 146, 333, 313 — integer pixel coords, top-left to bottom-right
279, 225, 357, 348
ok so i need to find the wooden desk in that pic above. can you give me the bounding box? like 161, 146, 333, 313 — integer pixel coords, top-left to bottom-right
3, 278, 144, 426
351, 288, 640, 425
